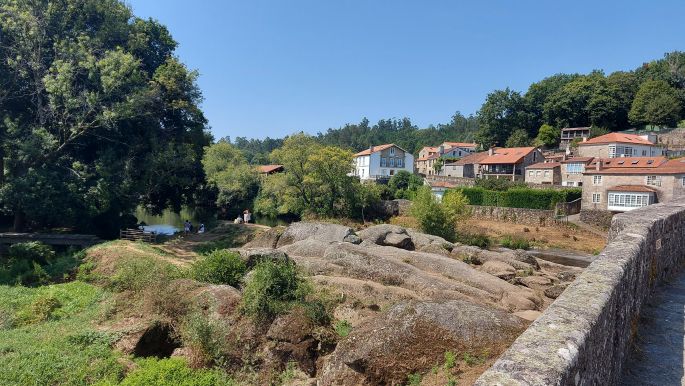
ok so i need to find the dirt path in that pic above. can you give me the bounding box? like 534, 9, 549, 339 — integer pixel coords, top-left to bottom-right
157, 222, 267, 260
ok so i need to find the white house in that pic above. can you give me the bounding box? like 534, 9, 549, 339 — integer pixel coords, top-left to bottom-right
353, 144, 414, 180
576, 133, 663, 158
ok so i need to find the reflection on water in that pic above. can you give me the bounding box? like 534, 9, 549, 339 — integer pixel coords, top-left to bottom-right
135, 207, 201, 235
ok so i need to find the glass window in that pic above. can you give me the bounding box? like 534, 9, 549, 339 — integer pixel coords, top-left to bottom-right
390, 147, 395, 155
608, 145, 616, 158
624, 147, 633, 157
593, 175, 603, 185
529, 170, 534, 176
536, 170, 541, 177
390, 158, 395, 167
380, 158, 387, 167
397, 158, 403, 167
646, 175, 661, 187
592, 193, 601, 203
544, 170, 550, 177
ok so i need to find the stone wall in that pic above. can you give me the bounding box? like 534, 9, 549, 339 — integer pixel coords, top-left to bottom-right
468, 205, 558, 227
475, 197, 685, 386
579, 209, 614, 230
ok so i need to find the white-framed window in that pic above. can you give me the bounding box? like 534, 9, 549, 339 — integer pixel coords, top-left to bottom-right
593, 175, 603, 186
608, 145, 616, 158
390, 147, 395, 155
380, 158, 387, 167
536, 170, 541, 177
529, 170, 534, 176
642, 150, 647, 156
646, 175, 661, 187
544, 170, 550, 177
592, 193, 601, 203
390, 158, 395, 167
624, 147, 633, 157
608, 192, 651, 208
397, 158, 403, 168
566, 163, 584, 174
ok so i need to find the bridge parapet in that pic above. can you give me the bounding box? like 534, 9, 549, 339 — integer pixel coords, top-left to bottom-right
475, 198, 685, 385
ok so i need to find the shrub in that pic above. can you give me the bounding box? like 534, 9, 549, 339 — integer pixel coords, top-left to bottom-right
500, 236, 531, 250
410, 186, 456, 242
334, 320, 352, 337
15, 294, 62, 325
191, 250, 247, 287
455, 232, 492, 249
444, 350, 457, 370
407, 372, 422, 386
240, 260, 309, 321
180, 312, 229, 367
442, 190, 471, 223
110, 257, 184, 292
8, 242, 55, 265
117, 357, 233, 386
455, 187, 582, 210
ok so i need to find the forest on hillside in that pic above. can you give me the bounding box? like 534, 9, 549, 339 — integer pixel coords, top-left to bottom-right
233, 51, 685, 162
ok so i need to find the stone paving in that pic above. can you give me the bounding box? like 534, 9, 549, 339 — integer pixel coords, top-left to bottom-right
620, 273, 685, 386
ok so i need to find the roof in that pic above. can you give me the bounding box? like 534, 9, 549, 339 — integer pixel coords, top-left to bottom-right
561, 126, 591, 132
584, 156, 685, 175
256, 164, 284, 174
354, 144, 396, 156
420, 146, 440, 153
479, 147, 537, 165
428, 181, 458, 189
578, 133, 656, 146
417, 153, 442, 161
560, 157, 594, 164
449, 151, 490, 166
442, 142, 478, 149
607, 185, 657, 193
526, 162, 561, 170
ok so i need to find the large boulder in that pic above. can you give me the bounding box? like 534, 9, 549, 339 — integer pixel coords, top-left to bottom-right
244, 227, 285, 249
276, 222, 361, 248
357, 224, 414, 250
406, 228, 454, 250
233, 248, 290, 268
319, 300, 527, 385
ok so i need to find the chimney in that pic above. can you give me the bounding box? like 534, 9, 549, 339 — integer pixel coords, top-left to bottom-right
595, 159, 601, 171
488, 148, 494, 156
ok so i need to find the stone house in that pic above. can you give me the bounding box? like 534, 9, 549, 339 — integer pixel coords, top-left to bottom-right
560, 127, 591, 149
443, 151, 489, 178
479, 147, 544, 181
525, 162, 561, 185
416, 142, 477, 175
560, 157, 594, 187
353, 144, 414, 180
576, 133, 663, 158
581, 157, 685, 212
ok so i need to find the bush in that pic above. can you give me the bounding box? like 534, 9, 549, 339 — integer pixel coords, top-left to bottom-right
180, 312, 229, 367
0, 244, 82, 286
15, 294, 62, 325
240, 260, 309, 321
334, 319, 352, 337
500, 235, 531, 250
8, 242, 55, 265
117, 357, 233, 386
410, 186, 456, 242
191, 250, 246, 287
455, 232, 492, 249
109, 257, 184, 292
456, 187, 581, 210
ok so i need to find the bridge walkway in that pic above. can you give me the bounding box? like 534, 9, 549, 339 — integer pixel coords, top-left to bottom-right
620, 272, 685, 385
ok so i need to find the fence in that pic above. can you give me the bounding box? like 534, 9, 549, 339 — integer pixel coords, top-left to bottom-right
119, 229, 157, 243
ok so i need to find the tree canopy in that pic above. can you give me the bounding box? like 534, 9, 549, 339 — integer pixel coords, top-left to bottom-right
0, 0, 210, 234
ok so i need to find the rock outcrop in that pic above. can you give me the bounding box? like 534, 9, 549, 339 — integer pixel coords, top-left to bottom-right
276, 222, 362, 248
319, 300, 527, 386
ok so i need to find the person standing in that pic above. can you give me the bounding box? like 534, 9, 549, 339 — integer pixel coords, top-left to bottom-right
243, 209, 251, 224
183, 220, 190, 235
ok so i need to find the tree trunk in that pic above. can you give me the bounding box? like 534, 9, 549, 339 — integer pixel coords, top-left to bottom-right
13, 210, 26, 232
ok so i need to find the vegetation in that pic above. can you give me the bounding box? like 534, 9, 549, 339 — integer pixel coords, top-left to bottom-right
334, 319, 353, 338
457, 187, 581, 210
455, 232, 492, 249
0, 0, 211, 236
387, 170, 424, 199
191, 250, 247, 287
113, 357, 234, 386
410, 187, 457, 242
0, 242, 81, 286
499, 235, 531, 250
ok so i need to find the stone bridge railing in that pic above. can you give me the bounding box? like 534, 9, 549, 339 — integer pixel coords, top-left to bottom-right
475, 198, 685, 385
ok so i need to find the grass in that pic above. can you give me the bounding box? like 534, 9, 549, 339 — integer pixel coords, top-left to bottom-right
499, 235, 531, 250
334, 319, 352, 337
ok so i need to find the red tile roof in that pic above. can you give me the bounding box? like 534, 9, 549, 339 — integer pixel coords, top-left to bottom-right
420, 146, 440, 153
584, 157, 685, 174
526, 162, 561, 169
354, 144, 396, 156
479, 147, 537, 165
561, 126, 591, 132
417, 153, 442, 161
256, 164, 284, 174
607, 185, 657, 193
578, 133, 655, 146
447, 151, 490, 166
560, 157, 595, 164
442, 142, 478, 149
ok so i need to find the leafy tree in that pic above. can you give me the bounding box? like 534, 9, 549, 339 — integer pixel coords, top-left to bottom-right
202, 141, 259, 213
534, 124, 559, 148
442, 190, 471, 225
306, 146, 356, 215
356, 182, 383, 223
271, 133, 321, 209
629, 80, 682, 127
505, 129, 531, 147
524, 74, 580, 130
476, 88, 528, 148
254, 173, 301, 217
410, 186, 455, 242
388, 171, 423, 199
432, 158, 444, 175
543, 72, 604, 128
0, 0, 209, 233
589, 126, 610, 138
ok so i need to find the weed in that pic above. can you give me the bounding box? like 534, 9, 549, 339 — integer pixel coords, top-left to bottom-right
180, 312, 229, 367
240, 260, 310, 321
334, 320, 352, 338
191, 250, 247, 287
15, 294, 61, 325
500, 235, 530, 250
278, 361, 297, 384
456, 232, 492, 249
444, 350, 456, 369
118, 357, 234, 386
407, 372, 422, 386
447, 378, 458, 386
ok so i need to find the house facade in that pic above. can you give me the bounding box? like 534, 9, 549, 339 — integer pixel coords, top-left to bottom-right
416, 142, 477, 175
560, 127, 591, 149
525, 162, 561, 185
443, 151, 489, 178
581, 157, 685, 212
479, 147, 544, 181
353, 144, 414, 180
576, 133, 663, 158
560, 157, 594, 187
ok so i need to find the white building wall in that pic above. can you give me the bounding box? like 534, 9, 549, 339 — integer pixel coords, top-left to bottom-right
358, 151, 414, 180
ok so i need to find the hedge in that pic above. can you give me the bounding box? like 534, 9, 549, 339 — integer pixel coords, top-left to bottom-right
456, 187, 581, 210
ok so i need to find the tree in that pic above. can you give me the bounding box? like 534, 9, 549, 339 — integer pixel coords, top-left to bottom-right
388, 171, 423, 199
534, 124, 560, 148
543, 72, 604, 128
629, 80, 682, 127
410, 186, 455, 242
442, 190, 471, 225
202, 141, 259, 213
271, 133, 321, 209
476, 88, 528, 149
433, 158, 444, 175
505, 129, 531, 148
305, 146, 356, 216
0, 0, 209, 234
356, 182, 382, 223
524, 74, 580, 131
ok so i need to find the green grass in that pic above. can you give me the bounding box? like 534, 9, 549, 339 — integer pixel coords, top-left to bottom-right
0, 281, 125, 385
334, 319, 352, 337
106, 357, 235, 386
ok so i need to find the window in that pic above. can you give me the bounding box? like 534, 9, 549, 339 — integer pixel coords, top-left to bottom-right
624, 147, 633, 157
380, 158, 387, 167
390, 158, 395, 167
593, 175, 603, 185
646, 175, 661, 187
566, 163, 584, 174
529, 170, 534, 176
397, 158, 403, 168
544, 170, 550, 177
536, 170, 542, 177
592, 193, 601, 203
682, 177, 685, 187
608, 145, 616, 158
642, 150, 647, 156
608, 193, 651, 208
390, 147, 395, 155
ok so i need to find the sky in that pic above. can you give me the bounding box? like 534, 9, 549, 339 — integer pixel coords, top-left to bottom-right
126, 0, 685, 140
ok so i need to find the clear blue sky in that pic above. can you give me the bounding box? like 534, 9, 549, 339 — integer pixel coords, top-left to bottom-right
127, 0, 684, 140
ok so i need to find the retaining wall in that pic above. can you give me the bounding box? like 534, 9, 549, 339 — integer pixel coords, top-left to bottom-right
475, 198, 685, 385
468, 205, 558, 227
579, 209, 614, 230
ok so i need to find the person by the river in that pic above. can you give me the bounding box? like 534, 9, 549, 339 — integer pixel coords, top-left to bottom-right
234, 215, 243, 224
183, 220, 191, 234
243, 209, 252, 224
198, 223, 205, 234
